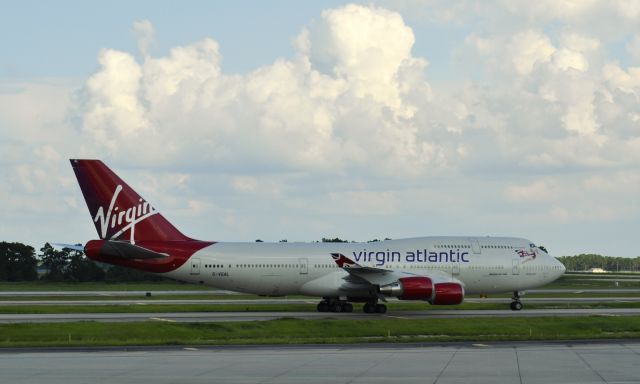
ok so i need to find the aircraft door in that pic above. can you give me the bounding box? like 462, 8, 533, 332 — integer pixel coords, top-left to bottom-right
452, 260, 460, 276
299, 258, 308, 275
190, 258, 201, 275
512, 259, 520, 275
469, 238, 481, 254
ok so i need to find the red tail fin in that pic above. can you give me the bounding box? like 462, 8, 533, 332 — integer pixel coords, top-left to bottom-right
70, 159, 191, 242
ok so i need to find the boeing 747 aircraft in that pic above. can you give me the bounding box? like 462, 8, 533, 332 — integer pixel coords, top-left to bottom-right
67, 159, 565, 313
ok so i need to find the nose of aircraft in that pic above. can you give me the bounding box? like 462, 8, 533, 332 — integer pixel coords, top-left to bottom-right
540, 246, 565, 280
552, 256, 566, 279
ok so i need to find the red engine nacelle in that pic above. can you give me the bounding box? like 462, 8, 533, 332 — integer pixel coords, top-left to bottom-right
379, 277, 464, 304
431, 282, 464, 305
398, 276, 434, 300
379, 276, 433, 300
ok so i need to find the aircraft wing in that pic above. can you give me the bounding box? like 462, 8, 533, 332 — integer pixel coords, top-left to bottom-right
330, 253, 400, 286
330, 253, 393, 273
330, 252, 457, 287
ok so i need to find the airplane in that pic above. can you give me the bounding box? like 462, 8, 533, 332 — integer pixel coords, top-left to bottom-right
67, 159, 566, 313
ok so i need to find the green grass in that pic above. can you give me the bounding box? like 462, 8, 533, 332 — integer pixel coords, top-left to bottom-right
1, 316, 639, 347
1, 300, 640, 314
4, 291, 640, 302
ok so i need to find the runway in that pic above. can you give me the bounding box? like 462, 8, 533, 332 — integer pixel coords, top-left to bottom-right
2, 296, 640, 305
1, 307, 639, 323
1, 341, 638, 383
1, 288, 639, 297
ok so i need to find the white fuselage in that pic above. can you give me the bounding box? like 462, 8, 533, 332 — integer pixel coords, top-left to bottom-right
163, 236, 565, 298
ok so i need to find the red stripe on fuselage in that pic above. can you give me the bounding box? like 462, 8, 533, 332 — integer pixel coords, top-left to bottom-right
85, 240, 214, 273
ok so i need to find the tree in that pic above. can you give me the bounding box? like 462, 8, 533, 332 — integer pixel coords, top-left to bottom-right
0, 242, 38, 281
321, 237, 349, 243
556, 254, 640, 272
64, 249, 105, 282
39, 243, 70, 281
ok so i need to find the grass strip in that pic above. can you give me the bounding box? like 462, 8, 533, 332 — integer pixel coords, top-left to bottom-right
4, 292, 640, 302
1, 316, 639, 347
2, 301, 640, 314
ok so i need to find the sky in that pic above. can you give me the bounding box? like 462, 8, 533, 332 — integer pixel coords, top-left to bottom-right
1, 1, 639, 257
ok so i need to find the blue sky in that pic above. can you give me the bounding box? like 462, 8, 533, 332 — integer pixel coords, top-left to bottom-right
1, 1, 480, 80
1, 1, 344, 78
1, 1, 639, 257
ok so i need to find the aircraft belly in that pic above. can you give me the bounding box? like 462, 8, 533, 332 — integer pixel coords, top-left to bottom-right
299, 272, 371, 297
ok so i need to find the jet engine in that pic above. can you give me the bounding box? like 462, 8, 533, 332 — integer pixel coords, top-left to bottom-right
378, 276, 464, 305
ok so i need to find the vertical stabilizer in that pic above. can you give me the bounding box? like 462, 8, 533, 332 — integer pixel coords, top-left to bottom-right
70, 159, 191, 243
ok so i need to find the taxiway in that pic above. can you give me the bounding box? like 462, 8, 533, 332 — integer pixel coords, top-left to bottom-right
1, 341, 638, 383
0, 307, 639, 323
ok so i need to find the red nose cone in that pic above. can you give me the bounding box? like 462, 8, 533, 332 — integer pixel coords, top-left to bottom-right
84, 240, 105, 260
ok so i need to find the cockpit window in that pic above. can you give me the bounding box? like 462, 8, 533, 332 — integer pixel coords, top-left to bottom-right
539, 246, 548, 253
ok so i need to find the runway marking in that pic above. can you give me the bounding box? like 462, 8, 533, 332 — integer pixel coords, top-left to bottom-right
385, 315, 408, 320
183, 347, 199, 351
150, 317, 176, 322
472, 343, 490, 348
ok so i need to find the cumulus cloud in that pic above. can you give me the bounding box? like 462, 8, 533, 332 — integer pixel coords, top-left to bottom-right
77, 5, 448, 176
133, 19, 155, 58
627, 35, 640, 63
70, 3, 638, 248
504, 172, 640, 224
3, 2, 640, 256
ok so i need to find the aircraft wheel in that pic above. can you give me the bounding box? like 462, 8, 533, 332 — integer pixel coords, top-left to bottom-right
343, 302, 353, 313
363, 303, 375, 313
317, 302, 329, 312
330, 302, 343, 313
510, 301, 523, 311
375, 304, 387, 314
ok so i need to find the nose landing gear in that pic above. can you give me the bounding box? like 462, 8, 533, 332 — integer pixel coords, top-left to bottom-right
510, 291, 523, 311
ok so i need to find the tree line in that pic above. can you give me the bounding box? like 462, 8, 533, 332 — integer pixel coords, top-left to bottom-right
0, 242, 165, 282
2, 241, 639, 282
556, 254, 640, 272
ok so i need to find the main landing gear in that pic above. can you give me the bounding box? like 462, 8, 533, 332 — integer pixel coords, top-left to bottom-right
316, 298, 386, 313
316, 298, 353, 313
510, 291, 523, 311
363, 301, 387, 314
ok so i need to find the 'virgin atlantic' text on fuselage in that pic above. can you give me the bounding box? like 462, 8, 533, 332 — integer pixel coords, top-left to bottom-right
352, 249, 470, 266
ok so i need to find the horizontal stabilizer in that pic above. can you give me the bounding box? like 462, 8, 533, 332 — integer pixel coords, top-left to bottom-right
86, 240, 169, 260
